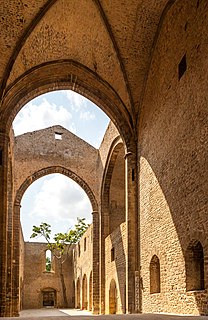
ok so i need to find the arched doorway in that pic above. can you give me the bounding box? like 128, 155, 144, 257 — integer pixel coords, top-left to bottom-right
109, 279, 117, 314
82, 274, 88, 310
76, 278, 80, 309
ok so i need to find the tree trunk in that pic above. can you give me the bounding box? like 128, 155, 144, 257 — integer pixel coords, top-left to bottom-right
58, 260, 68, 308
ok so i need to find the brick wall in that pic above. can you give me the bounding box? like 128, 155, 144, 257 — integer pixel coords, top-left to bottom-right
23, 242, 74, 309
73, 224, 93, 310
105, 223, 127, 314
139, 0, 208, 315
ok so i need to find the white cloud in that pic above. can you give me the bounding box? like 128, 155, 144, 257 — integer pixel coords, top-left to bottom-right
13, 98, 73, 136
65, 90, 87, 112
80, 110, 95, 121
65, 90, 96, 122
29, 174, 92, 230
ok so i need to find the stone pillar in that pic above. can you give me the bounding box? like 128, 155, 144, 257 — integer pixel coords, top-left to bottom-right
0, 133, 9, 317
125, 151, 138, 313
92, 211, 100, 314
5, 159, 14, 316
99, 210, 109, 314
12, 202, 21, 316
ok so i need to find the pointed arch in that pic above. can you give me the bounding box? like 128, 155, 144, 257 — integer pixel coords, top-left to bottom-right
14, 166, 98, 212
150, 255, 160, 294
185, 240, 205, 291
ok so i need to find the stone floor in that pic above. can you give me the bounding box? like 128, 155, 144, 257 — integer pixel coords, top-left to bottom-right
1, 309, 206, 319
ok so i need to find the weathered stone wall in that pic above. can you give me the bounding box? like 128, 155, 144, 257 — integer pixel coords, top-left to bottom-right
105, 223, 127, 314
23, 242, 74, 309
19, 228, 24, 310
73, 224, 93, 310
139, 0, 208, 315
14, 125, 100, 205
99, 121, 120, 170
109, 146, 125, 234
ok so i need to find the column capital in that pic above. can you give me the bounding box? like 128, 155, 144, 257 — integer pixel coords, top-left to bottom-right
124, 151, 136, 160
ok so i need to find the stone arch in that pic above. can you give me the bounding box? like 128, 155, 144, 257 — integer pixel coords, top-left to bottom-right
76, 278, 80, 309
82, 274, 88, 310
150, 255, 160, 294
185, 240, 205, 291
101, 138, 125, 236
1, 60, 134, 149
15, 166, 98, 212
109, 279, 117, 314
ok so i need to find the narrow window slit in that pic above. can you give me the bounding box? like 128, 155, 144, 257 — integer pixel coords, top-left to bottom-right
179, 54, 187, 80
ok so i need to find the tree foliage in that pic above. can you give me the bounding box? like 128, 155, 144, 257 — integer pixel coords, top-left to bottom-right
30, 217, 89, 307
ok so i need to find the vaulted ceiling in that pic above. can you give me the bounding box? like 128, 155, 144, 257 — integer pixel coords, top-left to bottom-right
0, 0, 176, 136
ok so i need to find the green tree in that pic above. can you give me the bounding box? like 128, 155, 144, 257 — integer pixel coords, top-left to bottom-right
30, 218, 89, 308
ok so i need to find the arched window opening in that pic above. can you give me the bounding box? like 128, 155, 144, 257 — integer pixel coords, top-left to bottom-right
185, 241, 205, 291
109, 279, 117, 314
84, 237, 87, 251
78, 243, 81, 257
76, 278, 80, 309
82, 274, 88, 310
150, 255, 160, 294
45, 250, 52, 272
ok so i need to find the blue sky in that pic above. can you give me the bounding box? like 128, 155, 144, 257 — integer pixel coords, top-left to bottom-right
13, 90, 110, 241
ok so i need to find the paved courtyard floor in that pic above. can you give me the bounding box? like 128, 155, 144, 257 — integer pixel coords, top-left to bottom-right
1, 309, 206, 319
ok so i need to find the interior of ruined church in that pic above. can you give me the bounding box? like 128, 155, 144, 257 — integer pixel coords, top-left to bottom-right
0, 0, 207, 317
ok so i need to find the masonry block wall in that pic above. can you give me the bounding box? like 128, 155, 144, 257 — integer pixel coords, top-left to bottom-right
14, 125, 100, 202
139, 0, 208, 315
23, 242, 74, 309
105, 223, 127, 314
19, 229, 25, 310
73, 225, 93, 310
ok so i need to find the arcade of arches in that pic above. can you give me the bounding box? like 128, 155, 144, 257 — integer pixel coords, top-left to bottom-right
0, 0, 207, 317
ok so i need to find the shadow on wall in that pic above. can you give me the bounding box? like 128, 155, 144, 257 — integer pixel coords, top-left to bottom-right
139, 155, 207, 315
110, 225, 126, 314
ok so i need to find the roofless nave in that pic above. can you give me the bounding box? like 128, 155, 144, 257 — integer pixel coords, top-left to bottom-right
0, 0, 207, 317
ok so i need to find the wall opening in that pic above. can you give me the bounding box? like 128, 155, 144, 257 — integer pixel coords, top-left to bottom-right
111, 247, 115, 262
55, 132, 62, 140
76, 278, 80, 309
42, 288, 56, 307
178, 54, 187, 80
45, 250, 52, 272
185, 241, 205, 291
150, 255, 160, 294
109, 279, 117, 314
82, 274, 88, 310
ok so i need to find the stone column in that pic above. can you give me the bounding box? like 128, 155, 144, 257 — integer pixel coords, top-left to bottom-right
125, 151, 138, 313
99, 210, 109, 314
5, 159, 14, 316
0, 133, 9, 317
12, 202, 21, 316
92, 211, 100, 314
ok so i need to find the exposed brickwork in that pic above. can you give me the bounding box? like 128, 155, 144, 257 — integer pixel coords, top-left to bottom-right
139, 0, 208, 315
23, 242, 74, 309
105, 223, 127, 314
0, 0, 207, 317
14, 125, 100, 206
73, 225, 93, 311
